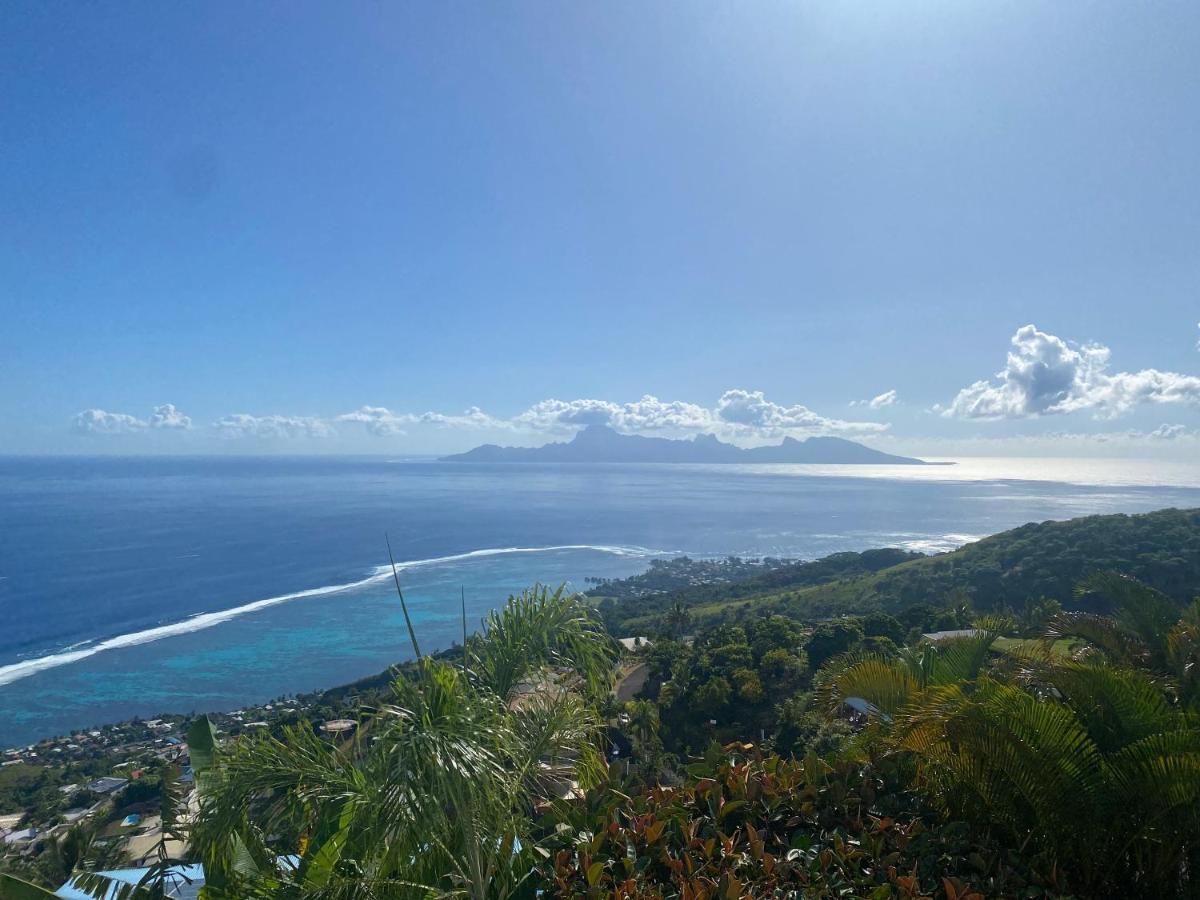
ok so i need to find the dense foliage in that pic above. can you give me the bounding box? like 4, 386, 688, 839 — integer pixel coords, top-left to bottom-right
596, 550, 920, 635
819, 583, 1200, 896
603, 508, 1200, 634
542, 752, 1068, 899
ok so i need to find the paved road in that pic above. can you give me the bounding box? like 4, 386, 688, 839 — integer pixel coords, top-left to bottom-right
614, 662, 649, 702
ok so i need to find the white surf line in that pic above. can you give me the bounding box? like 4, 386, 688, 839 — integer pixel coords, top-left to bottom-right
369, 543, 659, 575
0, 544, 658, 688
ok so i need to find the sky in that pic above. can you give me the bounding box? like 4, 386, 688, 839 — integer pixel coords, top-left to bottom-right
1, 2, 1198, 457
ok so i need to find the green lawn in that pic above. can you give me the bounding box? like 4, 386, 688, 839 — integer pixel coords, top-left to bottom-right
993, 636, 1077, 657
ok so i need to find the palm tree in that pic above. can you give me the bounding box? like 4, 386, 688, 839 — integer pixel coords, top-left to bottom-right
663, 601, 691, 640
894, 663, 1200, 895
626, 699, 659, 748
819, 602, 1200, 896
1046, 572, 1200, 708
190, 584, 616, 900
818, 618, 1006, 721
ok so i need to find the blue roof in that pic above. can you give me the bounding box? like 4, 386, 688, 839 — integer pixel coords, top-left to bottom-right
56, 864, 204, 900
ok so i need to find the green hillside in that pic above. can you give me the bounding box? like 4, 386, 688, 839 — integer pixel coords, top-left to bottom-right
605, 507, 1200, 633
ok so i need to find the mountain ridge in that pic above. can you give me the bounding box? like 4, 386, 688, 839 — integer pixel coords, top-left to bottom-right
440, 423, 935, 465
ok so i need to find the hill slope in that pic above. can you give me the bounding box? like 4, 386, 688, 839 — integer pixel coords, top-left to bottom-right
600, 507, 1200, 633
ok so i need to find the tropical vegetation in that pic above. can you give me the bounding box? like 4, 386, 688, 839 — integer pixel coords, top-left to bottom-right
598, 507, 1200, 634
6, 507, 1200, 898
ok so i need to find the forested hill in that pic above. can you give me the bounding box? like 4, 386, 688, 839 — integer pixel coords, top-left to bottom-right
598, 507, 1200, 634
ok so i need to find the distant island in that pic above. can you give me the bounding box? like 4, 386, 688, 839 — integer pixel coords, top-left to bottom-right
441, 423, 938, 465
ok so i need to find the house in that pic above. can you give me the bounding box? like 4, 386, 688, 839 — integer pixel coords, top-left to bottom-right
87, 776, 129, 795
921, 628, 982, 642
618, 636, 652, 652
56, 863, 205, 900
3, 827, 37, 846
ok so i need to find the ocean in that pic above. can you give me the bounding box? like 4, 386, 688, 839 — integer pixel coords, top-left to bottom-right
2, 454, 1199, 747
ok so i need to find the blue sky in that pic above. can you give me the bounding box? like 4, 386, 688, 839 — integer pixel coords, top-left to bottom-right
2, 2, 1198, 456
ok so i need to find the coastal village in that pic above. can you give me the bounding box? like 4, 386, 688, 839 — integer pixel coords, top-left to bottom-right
0, 697, 315, 883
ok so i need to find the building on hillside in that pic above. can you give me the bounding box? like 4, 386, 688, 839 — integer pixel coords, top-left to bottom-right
87, 776, 129, 795
56, 863, 205, 900
921, 628, 982, 642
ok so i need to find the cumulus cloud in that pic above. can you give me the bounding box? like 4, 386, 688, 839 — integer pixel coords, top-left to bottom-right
72, 404, 192, 435
715, 389, 887, 435
149, 403, 191, 430
851, 389, 898, 410
514, 395, 712, 433
942, 324, 1200, 419
1148, 423, 1192, 440
413, 406, 507, 429
337, 406, 408, 436
72, 409, 148, 434
338, 405, 505, 435
338, 391, 885, 440
213, 414, 335, 439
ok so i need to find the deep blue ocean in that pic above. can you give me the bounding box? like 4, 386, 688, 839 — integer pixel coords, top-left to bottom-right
3, 455, 1199, 747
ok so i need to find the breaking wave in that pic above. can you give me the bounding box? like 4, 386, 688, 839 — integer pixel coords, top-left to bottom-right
0, 544, 654, 687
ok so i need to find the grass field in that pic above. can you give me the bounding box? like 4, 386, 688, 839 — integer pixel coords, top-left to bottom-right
992, 636, 1078, 657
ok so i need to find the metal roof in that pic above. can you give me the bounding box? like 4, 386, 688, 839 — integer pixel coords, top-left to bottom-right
56, 864, 205, 900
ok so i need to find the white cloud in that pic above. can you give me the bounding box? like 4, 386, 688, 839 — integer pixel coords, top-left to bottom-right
1041, 427, 1199, 445
852, 389, 898, 410
72, 404, 192, 435
513, 395, 712, 433
338, 405, 505, 435
149, 403, 191, 430
413, 406, 507, 429
338, 391, 885, 441
337, 406, 408, 436
1148, 423, 1192, 440
715, 389, 887, 436
942, 324, 1200, 419
213, 414, 335, 439
72, 409, 148, 434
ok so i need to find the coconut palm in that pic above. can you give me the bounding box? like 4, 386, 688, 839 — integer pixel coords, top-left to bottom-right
662, 601, 691, 640
190, 584, 616, 900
